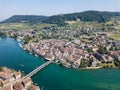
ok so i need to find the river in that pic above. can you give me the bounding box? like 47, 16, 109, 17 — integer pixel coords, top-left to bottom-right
0, 37, 120, 90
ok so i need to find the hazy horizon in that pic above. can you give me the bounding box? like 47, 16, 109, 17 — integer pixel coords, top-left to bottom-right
0, 0, 120, 20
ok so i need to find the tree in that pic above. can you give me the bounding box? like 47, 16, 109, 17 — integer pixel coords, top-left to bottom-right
0, 66, 2, 71
98, 45, 107, 54
23, 37, 31, 44
114, 58, 120, 68
80, 59, 89, 68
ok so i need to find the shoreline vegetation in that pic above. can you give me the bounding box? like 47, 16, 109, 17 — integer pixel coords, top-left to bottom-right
0, 11, 120, 70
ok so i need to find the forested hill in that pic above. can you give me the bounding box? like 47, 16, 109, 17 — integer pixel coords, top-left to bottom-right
1, 11, 120, 25
43, 11, 120, 25
1, 15, 48, 24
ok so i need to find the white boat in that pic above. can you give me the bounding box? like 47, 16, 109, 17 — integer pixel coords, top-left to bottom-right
19, 64, 24, 67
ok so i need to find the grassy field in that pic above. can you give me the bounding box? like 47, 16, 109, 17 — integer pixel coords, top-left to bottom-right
0, 23, 55, 31
66, 17, 120, 30
67, 21, 103, 29
0, 23, 31, 30
0, 17, 120, 31
105, 17, 120, 30
108, 32, 120, 40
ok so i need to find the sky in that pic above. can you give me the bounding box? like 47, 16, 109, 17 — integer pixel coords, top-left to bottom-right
0, 0, 120, 20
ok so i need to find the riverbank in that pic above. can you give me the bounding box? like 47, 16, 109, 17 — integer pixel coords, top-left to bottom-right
1, 26, 120, 70
1, 37, 120, 90
1, 36, 119, 70
19, 42, 103, 70
0, 66, 40, 90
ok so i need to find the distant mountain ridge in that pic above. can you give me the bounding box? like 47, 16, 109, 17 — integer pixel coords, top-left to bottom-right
1, 11, 120, 25
1, 15, 48, 24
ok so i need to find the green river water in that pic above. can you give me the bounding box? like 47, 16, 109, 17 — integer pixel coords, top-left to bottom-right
0, 37, 120, 90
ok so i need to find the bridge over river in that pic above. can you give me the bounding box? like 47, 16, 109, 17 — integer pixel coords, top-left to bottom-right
21, 60, 52, 81
6, 60, 52, 87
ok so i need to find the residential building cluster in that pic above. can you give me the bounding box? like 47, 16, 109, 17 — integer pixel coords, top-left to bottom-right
1, 26, 120, 69
0, 67, 40, 90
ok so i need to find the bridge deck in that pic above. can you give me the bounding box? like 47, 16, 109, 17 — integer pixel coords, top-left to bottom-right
21, 60, 52, 81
